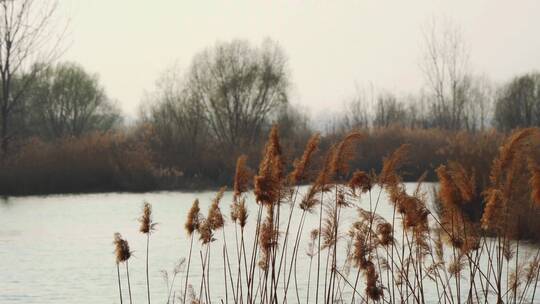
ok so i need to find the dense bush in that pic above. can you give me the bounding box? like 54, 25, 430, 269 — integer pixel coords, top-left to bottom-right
0, 126, 504, 197
0, 132, 157, 195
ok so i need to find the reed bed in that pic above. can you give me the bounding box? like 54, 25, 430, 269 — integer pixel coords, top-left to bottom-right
113, 126, 540, 304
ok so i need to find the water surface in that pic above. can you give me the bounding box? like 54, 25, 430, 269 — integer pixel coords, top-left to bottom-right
1, 184, 538, 303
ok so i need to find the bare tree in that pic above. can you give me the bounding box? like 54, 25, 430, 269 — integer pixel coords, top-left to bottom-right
145, 66, 208, 167
187, 39, 289, 150
373, 93, 407, 128
463, 74, 494, 131
0, 0, 63, 155
420, 17, 470, 130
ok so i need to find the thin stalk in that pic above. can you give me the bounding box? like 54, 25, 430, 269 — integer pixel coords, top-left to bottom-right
306, 254, 314, 303
315, 190, 324, 304
126, 261, 133, 304
117, 263, 124, 304
183, 235, 194, 304
146, 233, 151, 304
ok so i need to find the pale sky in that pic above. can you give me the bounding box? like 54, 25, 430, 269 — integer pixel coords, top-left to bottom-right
57, 0, 540, 118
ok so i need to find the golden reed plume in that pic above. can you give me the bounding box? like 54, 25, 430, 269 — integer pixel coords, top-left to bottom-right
349, 170, 372, 194
233, 155, 251, 201
236, 199, 248, 228
436, 164, 480, 253
254, 126, 284, 205
328, 131, 363, 178
208, 187, 226, 230
379, 144, 411, 189
258, 206, 278, 270
312, 131, 362, 192
197, 218, 213, 244
113, 232, 131, 263
364, 261, 383, 301
299, 184, 319, 212
185, 199, 200, 236
481, 128, 540, 233
528, 159, 540, 207
139, 202, 156, 234
289, 133, 320, 185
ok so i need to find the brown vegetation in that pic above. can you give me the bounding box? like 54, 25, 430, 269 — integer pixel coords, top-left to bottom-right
113, 126, 540, 304
0, 131, 156, 195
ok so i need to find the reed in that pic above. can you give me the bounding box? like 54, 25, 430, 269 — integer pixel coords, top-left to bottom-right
113, 233, 133, 304
139, 202, 157, 304
112, 126, 540, 304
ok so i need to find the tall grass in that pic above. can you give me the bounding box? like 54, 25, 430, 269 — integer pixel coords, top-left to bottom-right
0, 132, 157, 195
0, 127, 505, 196
139, 202, 157, 304
113, 127, 540, 303
113, 233, 133, 304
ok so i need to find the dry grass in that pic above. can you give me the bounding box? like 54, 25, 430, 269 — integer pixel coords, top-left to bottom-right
0, 131, 156, 195
112, 126, 540, 304
115, 128, 540, 303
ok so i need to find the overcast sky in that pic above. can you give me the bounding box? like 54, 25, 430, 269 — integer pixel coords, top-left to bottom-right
57, 0, 540, 118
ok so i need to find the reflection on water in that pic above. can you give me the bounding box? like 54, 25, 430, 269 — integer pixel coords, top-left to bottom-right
0, 184, 539, 304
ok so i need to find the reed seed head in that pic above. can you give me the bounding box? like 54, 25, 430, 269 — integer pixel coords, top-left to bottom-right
329, 131, 363, 179
299, 184, 320, 212
254, 126, 283, 205
185, 199, 200, 236
528, 160, 540, 207
380, 144, 410, 189
139, 202, 156, 234
289, 133, 320, 185
197, 218, 213, 244
376, 222, 393, 246
349, 170, 372, 194
233, 155, 251, 200
236, 199, 248, 228
208, 187, 226, 230
113, 232, 131, 264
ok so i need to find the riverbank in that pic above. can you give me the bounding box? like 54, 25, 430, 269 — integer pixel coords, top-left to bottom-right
0, 128, 503, 197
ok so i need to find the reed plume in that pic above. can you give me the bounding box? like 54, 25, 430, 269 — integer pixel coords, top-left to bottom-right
364, 261, 383, 301
309, 229, 319, 252
236, 198, 248, 228
289, 133, 320, 185
491, 128, 540, 185
349, 170, 372, 194
481, 189, 504, 231
350, 227, 369, 268
114, 232, 132, 264
184, 199, 200, 304
379, 144, 411, 189
185, 199, 200, 236
259, 207, 277, 265
234, 155, 252, 201
480, 128, 540, 233
321, 204, 338, 249
198, 218, 213, 244
114, 232, 132, 304
139, 202, 155, 304
376, 222, 393, 247
208, 187, 226, 230
529, 160, 540, 207
299, 184, 320, 212
139, 202, 156, 234
349, 220, 384, 301
436, 164, 480, 253
254, 126, 283, 205
328, 131, 363, 179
